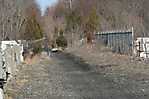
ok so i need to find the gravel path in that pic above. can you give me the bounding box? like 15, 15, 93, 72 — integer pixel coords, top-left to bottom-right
5, 52, 149, 99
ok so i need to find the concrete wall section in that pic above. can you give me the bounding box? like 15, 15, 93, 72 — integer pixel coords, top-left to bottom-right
0, 41, 24, 79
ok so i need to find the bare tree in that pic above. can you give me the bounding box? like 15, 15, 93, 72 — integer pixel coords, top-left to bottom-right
0, 0, 40, 40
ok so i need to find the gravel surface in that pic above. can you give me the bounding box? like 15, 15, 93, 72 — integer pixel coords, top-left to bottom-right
4, 52, 149, 99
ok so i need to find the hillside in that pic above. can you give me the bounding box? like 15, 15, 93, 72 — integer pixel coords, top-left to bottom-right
96, 0, 149, 37
44, 0, 149, 43
0, 0, 40, 40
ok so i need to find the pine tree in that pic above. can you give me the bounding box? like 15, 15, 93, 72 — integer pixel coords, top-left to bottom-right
24, 16, 43, 40
85, 7, 99, 44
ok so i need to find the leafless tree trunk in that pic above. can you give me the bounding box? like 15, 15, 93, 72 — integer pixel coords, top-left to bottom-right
0, 0, 37, 40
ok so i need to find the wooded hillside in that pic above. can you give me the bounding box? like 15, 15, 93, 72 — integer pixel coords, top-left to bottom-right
0, 0, 43, 41
1, 0, 149, 46
44, 0, 149, 46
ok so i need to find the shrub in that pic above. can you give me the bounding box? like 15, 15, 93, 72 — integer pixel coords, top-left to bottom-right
56, 30, 67, 48
32, 42, 42, 54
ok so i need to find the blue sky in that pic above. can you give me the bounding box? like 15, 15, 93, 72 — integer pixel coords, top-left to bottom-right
36, 0, 58, 15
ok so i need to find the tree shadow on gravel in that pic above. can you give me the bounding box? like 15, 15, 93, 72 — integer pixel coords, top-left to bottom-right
54, 52, 118, 72
54, 52, 92, 71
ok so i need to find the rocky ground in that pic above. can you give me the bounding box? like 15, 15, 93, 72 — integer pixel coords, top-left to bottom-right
4, 44, 149, 99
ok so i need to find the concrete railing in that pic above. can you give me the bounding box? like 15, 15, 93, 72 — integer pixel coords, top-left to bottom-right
0, 41, 24, 99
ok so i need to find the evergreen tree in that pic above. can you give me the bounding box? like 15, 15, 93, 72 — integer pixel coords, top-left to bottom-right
85, 7, 99, 44
24, 16, 43, 40
56, 29, 67, 49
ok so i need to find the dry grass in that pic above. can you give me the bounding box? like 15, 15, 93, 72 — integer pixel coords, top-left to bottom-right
5, 53, 50, 99
24, 55, 41, 65
66, 43, 149, 78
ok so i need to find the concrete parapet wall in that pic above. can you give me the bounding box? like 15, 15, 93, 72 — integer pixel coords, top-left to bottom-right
0, 41, 24, 80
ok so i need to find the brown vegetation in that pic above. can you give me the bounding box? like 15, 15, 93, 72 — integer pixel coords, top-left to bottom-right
43, 0, 149, 47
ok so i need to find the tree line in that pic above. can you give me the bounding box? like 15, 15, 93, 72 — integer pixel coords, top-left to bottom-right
2, 0, 149, 52
44, 0, 149, 48
0, 0, 43, 41
0, 0, 44, 54
44, 0, 100, 47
